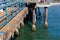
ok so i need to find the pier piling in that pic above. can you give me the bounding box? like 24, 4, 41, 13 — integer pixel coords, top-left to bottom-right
32, 8, 36, 32
44, 7, 48, 27
14, 29, 19, 36
20, 21, 24, 28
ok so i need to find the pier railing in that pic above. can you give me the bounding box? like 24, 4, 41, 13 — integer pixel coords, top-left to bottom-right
0, 0, 26, 28
23, 0, 60, 3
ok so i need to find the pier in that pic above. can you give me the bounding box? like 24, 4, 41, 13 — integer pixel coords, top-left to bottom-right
0, 0, 60, 40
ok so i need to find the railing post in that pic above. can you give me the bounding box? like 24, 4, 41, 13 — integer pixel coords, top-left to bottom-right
6, 6, 8, 24
11, 0, 14, 18
20, 0, 23, 11
16, 0, 19, 14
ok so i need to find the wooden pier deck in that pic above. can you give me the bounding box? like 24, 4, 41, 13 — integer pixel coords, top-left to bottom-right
0, 7, 28, 40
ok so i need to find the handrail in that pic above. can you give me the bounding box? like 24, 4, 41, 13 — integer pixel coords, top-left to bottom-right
0, 0, 26, 28
0, 1, 10, 4
0, 0, 26, 15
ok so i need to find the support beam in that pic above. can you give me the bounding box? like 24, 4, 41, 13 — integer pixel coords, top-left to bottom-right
33, 9, 36, 25
44, 7, 48, 27
32, 9, 36, 32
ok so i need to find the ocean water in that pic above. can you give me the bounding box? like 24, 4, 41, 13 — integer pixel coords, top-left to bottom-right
15, 5, 60, 40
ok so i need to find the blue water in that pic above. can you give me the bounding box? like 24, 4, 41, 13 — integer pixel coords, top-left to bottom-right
15, 6, 60, 40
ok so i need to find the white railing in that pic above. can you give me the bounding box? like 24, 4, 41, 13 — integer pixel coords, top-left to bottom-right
23, 0, 48, 3
23, 0, 60, 3
23, 0, 38, 3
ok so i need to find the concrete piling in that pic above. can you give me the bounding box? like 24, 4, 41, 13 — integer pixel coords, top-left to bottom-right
12, 33, 14, 38
14, 29, 19, 36
44, 7, 48, 27
33, 9, 36, 25
20, 21, 24, 28
18, 24, 20, 29
32, 24, 36, 32
32, 9, 36, 32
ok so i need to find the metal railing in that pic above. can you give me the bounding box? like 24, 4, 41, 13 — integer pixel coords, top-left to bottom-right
0, 0, 26, 28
